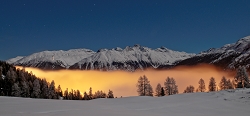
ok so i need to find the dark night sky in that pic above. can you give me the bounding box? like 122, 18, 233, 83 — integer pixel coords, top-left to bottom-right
1, 0, 250, 60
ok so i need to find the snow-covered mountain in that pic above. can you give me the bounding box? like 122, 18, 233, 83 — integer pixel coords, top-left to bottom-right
7, 45, 195, 71
177, 36, 250, 70
70, 45, 195, 71
7, 49, 95, 70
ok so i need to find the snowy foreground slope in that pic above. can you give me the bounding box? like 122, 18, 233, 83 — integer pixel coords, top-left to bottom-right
0, 89, 249, 116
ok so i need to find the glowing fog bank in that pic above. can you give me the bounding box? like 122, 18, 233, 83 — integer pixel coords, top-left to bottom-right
16, 64, 235, 97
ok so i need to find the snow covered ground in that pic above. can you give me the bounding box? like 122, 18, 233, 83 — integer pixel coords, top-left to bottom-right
0, 89, 249, 116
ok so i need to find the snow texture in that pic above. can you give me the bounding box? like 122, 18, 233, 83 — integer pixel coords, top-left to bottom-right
0, 88, 249, 116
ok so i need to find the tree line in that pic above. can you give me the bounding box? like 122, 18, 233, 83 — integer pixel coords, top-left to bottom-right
136, 66, 250, 97
0, 61, 114, 100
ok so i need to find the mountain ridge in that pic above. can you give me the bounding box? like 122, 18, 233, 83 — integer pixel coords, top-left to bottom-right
7, 35, 250, 71
7, 45, 195, 71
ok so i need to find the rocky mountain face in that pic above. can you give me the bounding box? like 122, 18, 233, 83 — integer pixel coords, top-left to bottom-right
7, 45, 194, 71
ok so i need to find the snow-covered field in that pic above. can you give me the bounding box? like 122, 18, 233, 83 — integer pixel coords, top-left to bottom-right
1, 89, 249, 116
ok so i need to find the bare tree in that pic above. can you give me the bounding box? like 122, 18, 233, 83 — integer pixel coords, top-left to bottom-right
184, 85, 195, 93
164, 77, 178, 95
155, 83, 162, 97
136, 75, 153, 96
208, 77, 216, 91
198, 78, 206, 92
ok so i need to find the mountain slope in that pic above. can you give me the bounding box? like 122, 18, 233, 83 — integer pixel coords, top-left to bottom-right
177, 36, 250, 70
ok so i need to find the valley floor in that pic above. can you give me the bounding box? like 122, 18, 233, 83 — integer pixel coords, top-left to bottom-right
0, 89, 250, 116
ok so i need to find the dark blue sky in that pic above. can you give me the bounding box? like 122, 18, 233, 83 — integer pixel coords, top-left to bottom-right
1, 0, 250, 60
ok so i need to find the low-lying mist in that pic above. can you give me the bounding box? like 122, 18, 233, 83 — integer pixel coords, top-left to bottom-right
16, 64, 235, 97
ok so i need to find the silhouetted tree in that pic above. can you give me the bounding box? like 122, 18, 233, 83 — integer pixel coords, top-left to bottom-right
83, 92, 89, 100
107, 89, 114, 98
88, 87, 93, 100
164, 77, 178, 95
56, 85, 63, 97
160, 87, 165, 96
136, 75, 153, 96
227, 79, 234, 89
94, 90, 106, 98
208, 77, 216, 91
184, 85, 195, 93
64, 88, 69, 100
198, 78, 206, 92
155, 83, 162, 97
219, 76, 227, 90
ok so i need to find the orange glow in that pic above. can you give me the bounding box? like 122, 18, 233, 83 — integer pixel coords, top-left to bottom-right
16, 64, 235, 97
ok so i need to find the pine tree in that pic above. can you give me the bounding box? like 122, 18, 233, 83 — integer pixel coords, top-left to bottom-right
32, 79, 41, 98
94, 90, 106, 98
219, 76, 227, 90
20, 81, 29, 97
198, 78, 206, 92
0, 66, 2, 77
136, 75, 153, 96
107, 89, 114, 98
40, 79, 49, 99
56, 85, 63, 97
184, 85, 195, 93
160, 87, 165, 96
171, 78, 178, 94
88, 87, 93, 100
227, 79, 234, 89
155, 83, 162, 97
146, 84, 153, 96
208, 77, 216, 91
234, 66, 250, 88
28, 80, 33, 97
0, 66, 4, 95
64, 88, 69, 100
48, 80, 56, 99
5, 68, 17, 96
83, 92, 89, 100
11, 82, 21, 97
164, 77, 178, 95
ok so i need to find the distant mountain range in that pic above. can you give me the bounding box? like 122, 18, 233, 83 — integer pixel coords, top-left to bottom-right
7, 36, 250, 71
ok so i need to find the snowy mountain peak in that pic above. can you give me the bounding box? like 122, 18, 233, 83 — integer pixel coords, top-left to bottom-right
112, 47, 123, 51
97, 49, 109, 52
